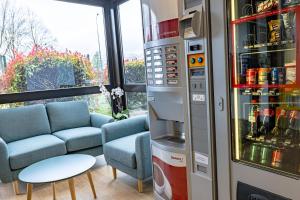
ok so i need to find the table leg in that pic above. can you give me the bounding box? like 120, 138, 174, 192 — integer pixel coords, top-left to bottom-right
27, 184, 32, 200
68, 178, 76, 200
87, 171, 97, 199
52, 183, 56, 200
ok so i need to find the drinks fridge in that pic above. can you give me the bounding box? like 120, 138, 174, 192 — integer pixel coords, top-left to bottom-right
210, 0, 300, 199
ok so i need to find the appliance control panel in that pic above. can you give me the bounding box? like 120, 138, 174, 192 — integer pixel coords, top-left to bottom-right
145, 44, 181, 87
187, 39, 210, 174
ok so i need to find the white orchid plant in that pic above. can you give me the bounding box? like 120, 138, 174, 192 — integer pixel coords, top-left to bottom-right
100, 84, 129, 120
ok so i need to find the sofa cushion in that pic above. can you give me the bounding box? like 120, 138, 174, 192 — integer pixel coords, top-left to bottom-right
0, 104, 51, 143
7, 135, 66, 170
53, 127, 102, 152
104, 134, 141, 169
46, 101, 91, 132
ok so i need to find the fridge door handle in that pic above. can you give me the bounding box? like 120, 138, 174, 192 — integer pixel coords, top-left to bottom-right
217, 97, 224, 111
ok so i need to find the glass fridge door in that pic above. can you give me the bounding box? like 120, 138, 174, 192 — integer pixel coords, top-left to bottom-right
229, 0, 300, 177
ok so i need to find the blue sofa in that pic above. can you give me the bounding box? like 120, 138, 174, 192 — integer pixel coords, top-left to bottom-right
102, 115, 152, 193
0, 101, 113, 184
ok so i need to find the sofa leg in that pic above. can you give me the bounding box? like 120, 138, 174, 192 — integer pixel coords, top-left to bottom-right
112, 167, 117, 180
137, 179, 143, 193
12, 180, 21, 195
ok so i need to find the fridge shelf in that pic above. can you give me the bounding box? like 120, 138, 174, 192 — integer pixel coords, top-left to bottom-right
233, 84, 298, 89
244, 138, 300, 152
231, 5, 299, 25
243, 40, 295, 50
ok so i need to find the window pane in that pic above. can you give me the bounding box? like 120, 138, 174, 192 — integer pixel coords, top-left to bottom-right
0, 0, 108, 94
119, 0, 146, 84
126, 92, 147, 116
0, 94, 112, 116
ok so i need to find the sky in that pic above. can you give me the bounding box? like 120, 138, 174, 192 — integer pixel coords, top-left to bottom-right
12, 0, 144, 63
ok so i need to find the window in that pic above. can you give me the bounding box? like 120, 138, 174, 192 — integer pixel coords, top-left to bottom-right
0, 0, 108, 94
119, 0, 147, 116
119, 0, 146, 85
0, 0, 111, 115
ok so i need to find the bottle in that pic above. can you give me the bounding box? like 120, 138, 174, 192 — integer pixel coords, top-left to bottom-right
247, 100, 260, 139
271, 108, 288, 144
284, 110, 299, 147
258, 103, 276, 141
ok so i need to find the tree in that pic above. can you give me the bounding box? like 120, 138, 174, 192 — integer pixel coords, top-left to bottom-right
25, 10, 56, 49
0, 0, 55, 60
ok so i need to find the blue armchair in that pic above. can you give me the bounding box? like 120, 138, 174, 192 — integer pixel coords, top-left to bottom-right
102, 115, 152, 192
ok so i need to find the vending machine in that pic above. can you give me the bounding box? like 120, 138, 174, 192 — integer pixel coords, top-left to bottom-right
180, 0, 217, 200
211, 0, 300, 199
141, 0, 188, 199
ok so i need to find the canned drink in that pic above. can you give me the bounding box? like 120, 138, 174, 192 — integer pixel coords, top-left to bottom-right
258, 68, 271, 85
278, 67, 286, 84
246, 69, 257, 85
260, 145, 272, 165
271, 68, 279, 84
249, 143, 260, 162
271, 149, 283, 168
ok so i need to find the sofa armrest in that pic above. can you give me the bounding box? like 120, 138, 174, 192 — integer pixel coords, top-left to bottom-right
0, 137, 12, 183
90, 113, 114, 128
102, 115, 147, 144
135, 132, 152, 180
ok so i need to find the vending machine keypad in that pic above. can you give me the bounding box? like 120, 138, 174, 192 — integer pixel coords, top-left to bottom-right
145, 44, 181, 87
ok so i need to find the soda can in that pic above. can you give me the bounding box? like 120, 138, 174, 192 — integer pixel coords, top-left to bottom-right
249, 143, 260, 162
271, 149, 283, 168
258, 68, 271, 85
246, 69, 257, 85
260, 145, 272, 165
278, 67, 286, 84
271, 68, 279, 84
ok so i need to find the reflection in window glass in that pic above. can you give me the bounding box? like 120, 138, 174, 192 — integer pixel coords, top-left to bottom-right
126, 92, 147, 116
0, 0, 108, 94
0, 94, 112, 116
119, 0, 146, 84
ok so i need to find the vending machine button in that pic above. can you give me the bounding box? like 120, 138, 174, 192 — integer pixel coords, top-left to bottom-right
191, 58, 196, 64
198, 57, 203, 63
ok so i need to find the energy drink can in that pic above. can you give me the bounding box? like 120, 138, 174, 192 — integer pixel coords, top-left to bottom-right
271, 149, 283, 168
246, 69, 257, 85
249, 143, 260, 162
258, 68, 270, 85
271, 68, 279, 84
260, 145, 272, 165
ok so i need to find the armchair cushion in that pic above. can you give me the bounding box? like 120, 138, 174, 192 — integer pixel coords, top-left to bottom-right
104, 133, 144, 169
46, 101, 91, 132
53, 127, 102, 152
102, 115, 147, 144
0, 104, 51, 143
7, 135, 66, 170
90, 113, 114, 128
0, 137, 12, 183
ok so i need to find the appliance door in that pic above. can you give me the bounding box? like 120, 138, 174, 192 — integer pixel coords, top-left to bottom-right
211, 0, 300, 199
152, 143, 188, 200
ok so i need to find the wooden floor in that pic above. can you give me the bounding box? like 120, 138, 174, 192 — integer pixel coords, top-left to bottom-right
0, 156, 154, 200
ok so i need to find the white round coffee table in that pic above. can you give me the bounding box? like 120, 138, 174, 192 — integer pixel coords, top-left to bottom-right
18, 154, 96, 200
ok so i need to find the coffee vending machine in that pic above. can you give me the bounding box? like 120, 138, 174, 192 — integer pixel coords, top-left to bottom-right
141, 0, 189, 199
180, 0, 217, 200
